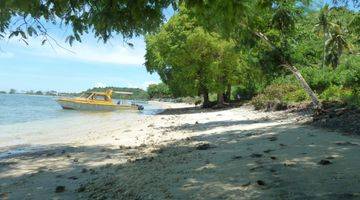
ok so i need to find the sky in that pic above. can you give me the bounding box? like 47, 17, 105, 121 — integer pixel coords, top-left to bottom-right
0, 8, 175, 93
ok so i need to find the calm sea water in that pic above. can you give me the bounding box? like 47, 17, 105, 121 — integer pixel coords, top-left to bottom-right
0, 94, 162, 153
0, 94, 160, 125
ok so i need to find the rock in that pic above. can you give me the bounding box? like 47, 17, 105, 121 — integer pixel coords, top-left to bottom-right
241, 181, 251, 187
270, 156, 277, 160
279, 143, 287, 147
283, 160, 296, 167
318, 159, 332, 165
195, 143, 212, 150
55, 186, 65, 193
81, 168, 88, 173
73, 158, 79, 163
231, 155, 243, 160
68, 176, 78, 180
263, 149, 275, 153
256, 180, 266, 186
77, 185, 86, 193
268, 136, 278, 141
195, 121, 199, 124
250, 153, 263, 158
335, 141, 359, 146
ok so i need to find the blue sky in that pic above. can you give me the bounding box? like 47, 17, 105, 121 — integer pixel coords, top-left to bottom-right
0, 8, 175, 93
0, 34, 158, 93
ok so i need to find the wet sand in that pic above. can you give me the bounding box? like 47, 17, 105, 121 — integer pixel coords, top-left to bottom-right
0, 102, 359, 199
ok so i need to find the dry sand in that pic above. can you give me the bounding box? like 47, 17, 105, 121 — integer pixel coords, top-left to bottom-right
0, 102, 359, 199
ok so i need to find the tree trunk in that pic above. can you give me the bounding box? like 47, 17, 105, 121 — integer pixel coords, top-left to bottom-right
217, 91, 225, 107
202, 90, 211, 108
225, 84, 231, 103
254, 31, 322, 109
322, 30, 327, 69
284, 64, 321, 109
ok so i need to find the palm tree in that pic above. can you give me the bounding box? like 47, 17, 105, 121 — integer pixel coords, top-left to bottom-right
314, 4, 334, 68
325, 22, 350, 69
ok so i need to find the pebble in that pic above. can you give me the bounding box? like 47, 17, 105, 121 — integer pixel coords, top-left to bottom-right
55, 186, 65, 193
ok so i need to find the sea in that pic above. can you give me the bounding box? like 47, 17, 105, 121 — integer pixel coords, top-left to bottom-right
0, 94, 163, 157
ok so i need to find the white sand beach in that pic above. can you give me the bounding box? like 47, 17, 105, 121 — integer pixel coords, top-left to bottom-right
0, 102, 359, 199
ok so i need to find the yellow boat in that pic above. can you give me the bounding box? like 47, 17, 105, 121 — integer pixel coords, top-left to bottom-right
56, 90, 143, 111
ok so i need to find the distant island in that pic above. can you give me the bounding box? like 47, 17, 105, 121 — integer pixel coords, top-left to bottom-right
2, 87, 151, 100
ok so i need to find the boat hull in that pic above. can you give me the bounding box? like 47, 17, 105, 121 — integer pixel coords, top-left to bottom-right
57, 99, 138, 111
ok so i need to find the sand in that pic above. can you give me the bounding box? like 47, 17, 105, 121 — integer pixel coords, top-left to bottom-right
0, 102, 359, 199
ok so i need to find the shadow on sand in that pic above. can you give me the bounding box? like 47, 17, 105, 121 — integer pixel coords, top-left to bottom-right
1, 120, 359, 200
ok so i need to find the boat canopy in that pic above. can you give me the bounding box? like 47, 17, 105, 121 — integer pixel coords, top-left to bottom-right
79, 90, 133, 102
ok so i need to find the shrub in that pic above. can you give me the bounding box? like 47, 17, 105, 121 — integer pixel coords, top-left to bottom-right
319, 85, 352, 101
251, 83, 308, 110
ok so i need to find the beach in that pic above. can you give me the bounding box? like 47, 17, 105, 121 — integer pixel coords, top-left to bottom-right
1, 101, 360, 199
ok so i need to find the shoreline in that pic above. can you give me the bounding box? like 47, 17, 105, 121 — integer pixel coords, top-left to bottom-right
1, 102, 359, 199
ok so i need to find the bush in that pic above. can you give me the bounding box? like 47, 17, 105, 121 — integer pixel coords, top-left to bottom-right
319, 85, 352, 101
251, 83, 308, 110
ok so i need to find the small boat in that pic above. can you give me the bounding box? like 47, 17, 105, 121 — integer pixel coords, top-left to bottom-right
56, 89, 143, 111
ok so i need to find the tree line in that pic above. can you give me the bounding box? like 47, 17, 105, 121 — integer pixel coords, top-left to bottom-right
1, 0, 359, 109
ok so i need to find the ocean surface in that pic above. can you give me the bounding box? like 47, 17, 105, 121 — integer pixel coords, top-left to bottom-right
0, 94, 162, 151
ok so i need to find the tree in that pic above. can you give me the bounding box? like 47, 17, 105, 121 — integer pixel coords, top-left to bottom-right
325, 22, 351, 69
182, 0, 322, 108
9, 89, 16, 94
0, 0, 174, 45
145, 9, 243, 107
314, 4, 334, 68
147, 83, 172, 99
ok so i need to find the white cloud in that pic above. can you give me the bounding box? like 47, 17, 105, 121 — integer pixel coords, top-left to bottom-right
2, 36, 146, 66
53, 43, 145, 65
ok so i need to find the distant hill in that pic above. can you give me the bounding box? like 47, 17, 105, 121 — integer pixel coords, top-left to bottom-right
83, 87, 149, 100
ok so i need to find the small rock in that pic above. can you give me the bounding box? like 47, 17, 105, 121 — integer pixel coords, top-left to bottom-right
241, 181, 251, 187
283, 160, 296, 167
73, 158, 79, 163
196, 143, 212, 150
257, 180, 266, 186
268, 136, 278, 141
250, 153, 263, 158
66, 154, 71, 158
231, 155, 243, 160
335, 141, 358, 146
318, 159, 332, 165
279, 143, 287, 147
77, 185, 86, 193
270, 156, 277, 160
68, 176, 78, 180
55, 186, 65, 193
81, 168, 88, 173
195, 121, 199, 124
263, 149, 274, 153
55, 174, 63, 178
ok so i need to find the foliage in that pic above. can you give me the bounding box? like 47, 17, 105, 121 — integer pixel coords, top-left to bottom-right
0, 0, 174, 45
145, 8, 244, 106
147, 83, 172, 99
9, 89, 16, 94
251, 83, 309, 110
